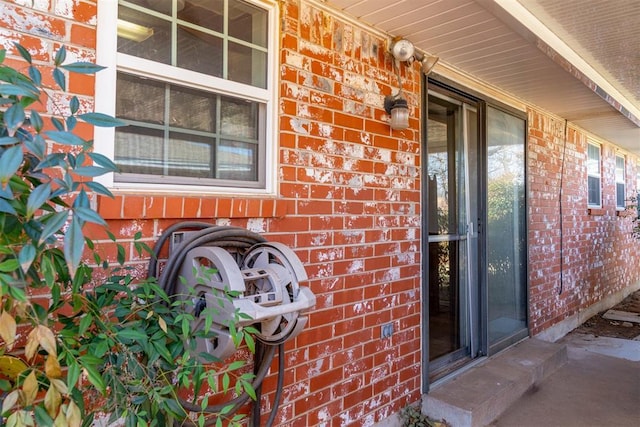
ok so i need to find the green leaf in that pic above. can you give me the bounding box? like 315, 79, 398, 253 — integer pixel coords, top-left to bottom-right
78, 313, 93, 335
53, 67, 65, 91
227, 360, 245, 371
14, 43, 32, 63
67, 360, 80, 390
44, 130, 85, 146
23, 134, 46, 159
241, 379, 257, 400
0, 258, 19, 272
74, 206, 106, 226
41, 255, 56, 286
73, 165, 111, 177
79, 112, 126, 127
3, 103, 25, 136
60, 62, 106, 74
116, 329, 148, 341
164, 399, 187, 418
70, 96, 79, 114
50, 117, 65, 131
63, 215, 84, 276
34, 405, 54, 426
87, 152, 118, 171
18, 244, 36, 273
0, 198, 17, 215
39, 210, 69, 244
26, 182, 51, 217
222, 372, 230, 391
28, 65, 41, 86
54, 45, 66, 66
66, 114, 77, 131
0, 145, 23, 185
84, 363, 106, 394
0, 136, 19, 146
79, 354, 104, 365
244, 331, 255, 353
35, 152, 66, 170
151, 340, 173, 363
84, 180, 114, 197
29, 110, 43, 132
73, 188, 90, 208
117, 244, 125, 265
0, 84, 39, 98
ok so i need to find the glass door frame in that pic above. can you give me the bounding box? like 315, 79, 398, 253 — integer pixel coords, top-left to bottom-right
421, 75, 529, 392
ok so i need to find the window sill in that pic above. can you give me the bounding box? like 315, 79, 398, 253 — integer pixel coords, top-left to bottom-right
588, 208, 605, 216
97, 194, 290, 220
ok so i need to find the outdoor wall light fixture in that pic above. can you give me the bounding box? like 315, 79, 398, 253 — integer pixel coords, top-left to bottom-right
385, 37, 440, 130
384, 93, 410, 130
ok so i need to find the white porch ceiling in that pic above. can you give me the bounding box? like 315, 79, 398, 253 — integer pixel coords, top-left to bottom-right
323, 0, 640, 154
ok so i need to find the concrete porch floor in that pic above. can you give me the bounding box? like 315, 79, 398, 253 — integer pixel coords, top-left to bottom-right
489, 333, 640, 427
420, 333, 640, 427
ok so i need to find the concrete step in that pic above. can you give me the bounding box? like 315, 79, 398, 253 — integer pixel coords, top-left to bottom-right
422, 338, 568, 427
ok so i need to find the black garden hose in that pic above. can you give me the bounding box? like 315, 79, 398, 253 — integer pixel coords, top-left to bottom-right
147, 222, 282, 427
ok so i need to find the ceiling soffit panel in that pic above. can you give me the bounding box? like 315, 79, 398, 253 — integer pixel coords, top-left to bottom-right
322, 0, 640, 153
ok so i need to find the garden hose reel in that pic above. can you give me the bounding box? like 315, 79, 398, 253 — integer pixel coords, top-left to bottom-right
172, 238, 315, 360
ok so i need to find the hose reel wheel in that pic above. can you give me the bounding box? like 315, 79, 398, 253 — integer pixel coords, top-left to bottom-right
174, 240, 315, 361
240, 242, 312, 344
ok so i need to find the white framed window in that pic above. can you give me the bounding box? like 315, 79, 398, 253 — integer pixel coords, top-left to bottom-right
615, 154, 625, 210
95, 0, 278, 194
587, 141, 601, 207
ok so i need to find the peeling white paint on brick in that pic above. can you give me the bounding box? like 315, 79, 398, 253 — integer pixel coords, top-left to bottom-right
317, 407, 331, 424
347, 259, 364, 274
283, 380, 310, 403
318, 123, 334, 137
396, 151, 416, 166
215, 218, 231, 227
54, 0, 76, 19
344, 71, 380, 94
382, 267, 401, 282
46, 92, 69, 116
283, 82, 309, 100
352, 301, 371, 315
346, 174, 363, 188
323, 293, 333, 307
307, 358, 325, 377
16, 0, 48, 11
0, 4, 61, 39
305, 167, 333, 183
300, 38, 331, 58
119, 220, 143, 237
342, 230, 365, 243
344, 143, 364, 159
384, 190, 400, 202
317, 248, 344, 262
395, 252, 415, 265
311, 233, 329, 246
284, 50, 309, 70
290, 118, 310, 134
247, 218, 266, 233
363, 174, 389, 186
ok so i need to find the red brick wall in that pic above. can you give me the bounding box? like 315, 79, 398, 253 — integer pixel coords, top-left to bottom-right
1, 0, 423, 425
3, 0, 640, 426
527, 108, 640, 335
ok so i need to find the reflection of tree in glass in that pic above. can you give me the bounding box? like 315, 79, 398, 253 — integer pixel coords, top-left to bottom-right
487, 173, 525, 280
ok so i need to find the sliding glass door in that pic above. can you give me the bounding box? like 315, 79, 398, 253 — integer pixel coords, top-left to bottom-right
423, 81, 527, 386
486, 106, 527, 351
